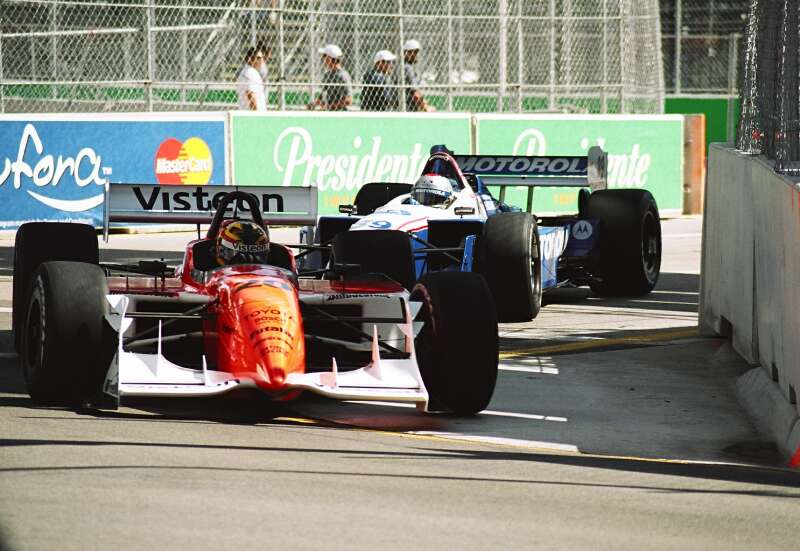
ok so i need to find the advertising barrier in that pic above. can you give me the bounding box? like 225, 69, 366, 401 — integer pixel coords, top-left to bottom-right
0, 113, 227, 229
474, 114, 684, 215
230, 112, 471, 215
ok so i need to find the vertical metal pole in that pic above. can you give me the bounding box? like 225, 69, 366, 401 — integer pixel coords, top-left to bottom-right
51, 1, 58, 101
548, 0, 556, 110
398, 0, 407, 111
619, 0, 626, 112
516, 0, 524, 112
145, 0, 155, 111
181, 0, 188, 104
278, 0, 286, 110
674, 0, 682, 94
601, 0, 608, 113
354, 0, 362, 98
0, 27, 5, 113
250, 0, 257, 47
727, 33, 740, 142
498, 0, 508, 112
458, 0, 465, 95
447, 0, 454, 111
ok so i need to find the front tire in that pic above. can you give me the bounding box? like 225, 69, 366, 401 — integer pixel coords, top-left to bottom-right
411, 272, 498, 414
586, 190, 662, 296
480, 212, 542, 322
22, 261, 110, 406
13, 222, 98, 352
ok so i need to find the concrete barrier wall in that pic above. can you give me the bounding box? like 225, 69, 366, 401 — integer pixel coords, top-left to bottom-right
701, 143, 800, 420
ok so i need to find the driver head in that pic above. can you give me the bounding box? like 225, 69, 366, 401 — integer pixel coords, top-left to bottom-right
411, 173, 457, 208
216, 220, 270, 266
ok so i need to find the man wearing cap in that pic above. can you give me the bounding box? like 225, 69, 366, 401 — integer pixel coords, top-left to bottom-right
307, 44, 353, 111
402, 39, 433, 112
362, 50, 398, 111
236, 46, 268, 111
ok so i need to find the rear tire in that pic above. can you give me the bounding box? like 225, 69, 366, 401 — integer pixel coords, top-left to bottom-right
586, 190, 662, 296
13, 223, 98, 352
411, 272, 498, 414
480, 212, 542, 322
22, 261, 110, 406
332, 230, 416, 290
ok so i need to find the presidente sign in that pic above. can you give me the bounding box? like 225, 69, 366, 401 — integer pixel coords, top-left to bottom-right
231, 112, 471, 214
475, 114, 684, 214
0, 114, 227, 229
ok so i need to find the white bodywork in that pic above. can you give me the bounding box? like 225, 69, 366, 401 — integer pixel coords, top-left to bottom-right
103, 288, 431, 410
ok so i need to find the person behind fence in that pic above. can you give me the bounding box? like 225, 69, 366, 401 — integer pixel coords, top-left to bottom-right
402, 39, 434, 112
361, 50, 399, 111
236, 47, 268, 111
307, 44, 353, 111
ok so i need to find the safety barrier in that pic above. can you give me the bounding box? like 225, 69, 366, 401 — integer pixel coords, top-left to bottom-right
1, 112, 685, 228
700, 143, 800, 461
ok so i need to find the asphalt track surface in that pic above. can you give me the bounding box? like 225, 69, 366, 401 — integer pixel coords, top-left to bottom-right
1, 218, 799, 550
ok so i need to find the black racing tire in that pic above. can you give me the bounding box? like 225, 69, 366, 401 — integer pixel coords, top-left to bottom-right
586, 189, 662, 296
480, 212, 542, 322
21, 261, 110, 406
13, 222, 99, 352
411, 272, 498, 414
331, 230, 416, 290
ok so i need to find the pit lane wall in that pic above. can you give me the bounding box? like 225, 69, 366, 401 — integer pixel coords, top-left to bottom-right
0, 112, 684, 227
700, 143, 800, 460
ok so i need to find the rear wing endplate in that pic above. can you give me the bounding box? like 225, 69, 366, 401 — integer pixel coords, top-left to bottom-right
103, 183, 317, 240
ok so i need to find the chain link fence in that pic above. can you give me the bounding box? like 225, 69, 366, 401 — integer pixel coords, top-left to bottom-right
661, 0, 748, 95
0, 0, 663, 114
736, 0, 800, 174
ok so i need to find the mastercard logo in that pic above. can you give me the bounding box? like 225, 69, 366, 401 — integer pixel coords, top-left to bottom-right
154, 137, 213, 185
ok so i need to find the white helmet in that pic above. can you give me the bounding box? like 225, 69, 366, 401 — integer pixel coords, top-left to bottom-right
411, 173, 455, 208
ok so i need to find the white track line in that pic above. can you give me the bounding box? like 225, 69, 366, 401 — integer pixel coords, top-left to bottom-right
348, 400, 566, 422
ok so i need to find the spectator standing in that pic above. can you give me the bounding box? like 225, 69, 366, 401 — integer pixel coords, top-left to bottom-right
402, 39, 433, 112
307, 44, 353, 111
237, 47, 268, 111
362, 50, 398, 111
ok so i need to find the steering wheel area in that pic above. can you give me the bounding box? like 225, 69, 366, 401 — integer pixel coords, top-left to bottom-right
206, 191, 268, 241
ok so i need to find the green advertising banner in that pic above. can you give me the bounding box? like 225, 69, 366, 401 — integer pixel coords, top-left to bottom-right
475, 114, 684, 215
231, 112, 471, 215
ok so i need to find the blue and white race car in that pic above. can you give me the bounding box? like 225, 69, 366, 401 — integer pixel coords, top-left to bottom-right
301, 145, 661, 322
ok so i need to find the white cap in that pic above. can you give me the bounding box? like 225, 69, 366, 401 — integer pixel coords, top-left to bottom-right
403, 39, 421, 51
374, 50, 397, 63
318, 44, 343, 59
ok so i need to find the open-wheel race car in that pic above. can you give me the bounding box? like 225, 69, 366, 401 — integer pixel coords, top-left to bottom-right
303, 145, 662, 322
12, 185, 498, 414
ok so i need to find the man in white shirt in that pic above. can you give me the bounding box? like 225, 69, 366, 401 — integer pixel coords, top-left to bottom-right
237, 47, 268, 111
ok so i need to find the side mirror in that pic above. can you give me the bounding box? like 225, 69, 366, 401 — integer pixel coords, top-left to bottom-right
339, 204, 357, 215
454, 207, 475, 216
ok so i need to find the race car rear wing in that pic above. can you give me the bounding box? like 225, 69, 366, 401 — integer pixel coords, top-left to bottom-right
454, 146, 607, 207
103, 183, 318, 240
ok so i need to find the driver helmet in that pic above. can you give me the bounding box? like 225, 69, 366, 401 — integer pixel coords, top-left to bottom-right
411, 173, 456, 208
215, 219, 270, 266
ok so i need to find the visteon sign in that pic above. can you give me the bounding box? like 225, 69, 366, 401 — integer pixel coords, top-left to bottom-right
231, 112, 471, 215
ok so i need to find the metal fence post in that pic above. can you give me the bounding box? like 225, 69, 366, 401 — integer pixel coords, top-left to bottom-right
447, 0, 454, 111
498, 0, 508, 113
548, 0, 556, 110
619, 0, 626, 112
727, 32, 740, 142
0, 28, 5, 114
674, 0, 682, 94
601, 0, 608, 113
397, 0, 407, 112
145, 0, 155, 111
516, 0, 524, 113
278, 0, 286, 110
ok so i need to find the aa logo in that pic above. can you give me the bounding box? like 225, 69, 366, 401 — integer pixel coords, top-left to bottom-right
571, 220, 593, 240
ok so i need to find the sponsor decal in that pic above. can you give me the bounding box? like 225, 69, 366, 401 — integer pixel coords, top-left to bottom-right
571, 220, 593, 240
273, 127, 428, 191
130, 185, 285, 213
0, 123, 110, 212
455, 155, 587, 176
324, 293, 394, 301
154, 137, 213, 185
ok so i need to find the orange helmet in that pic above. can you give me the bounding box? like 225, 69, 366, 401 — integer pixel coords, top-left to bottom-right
215, 219, 270, 266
